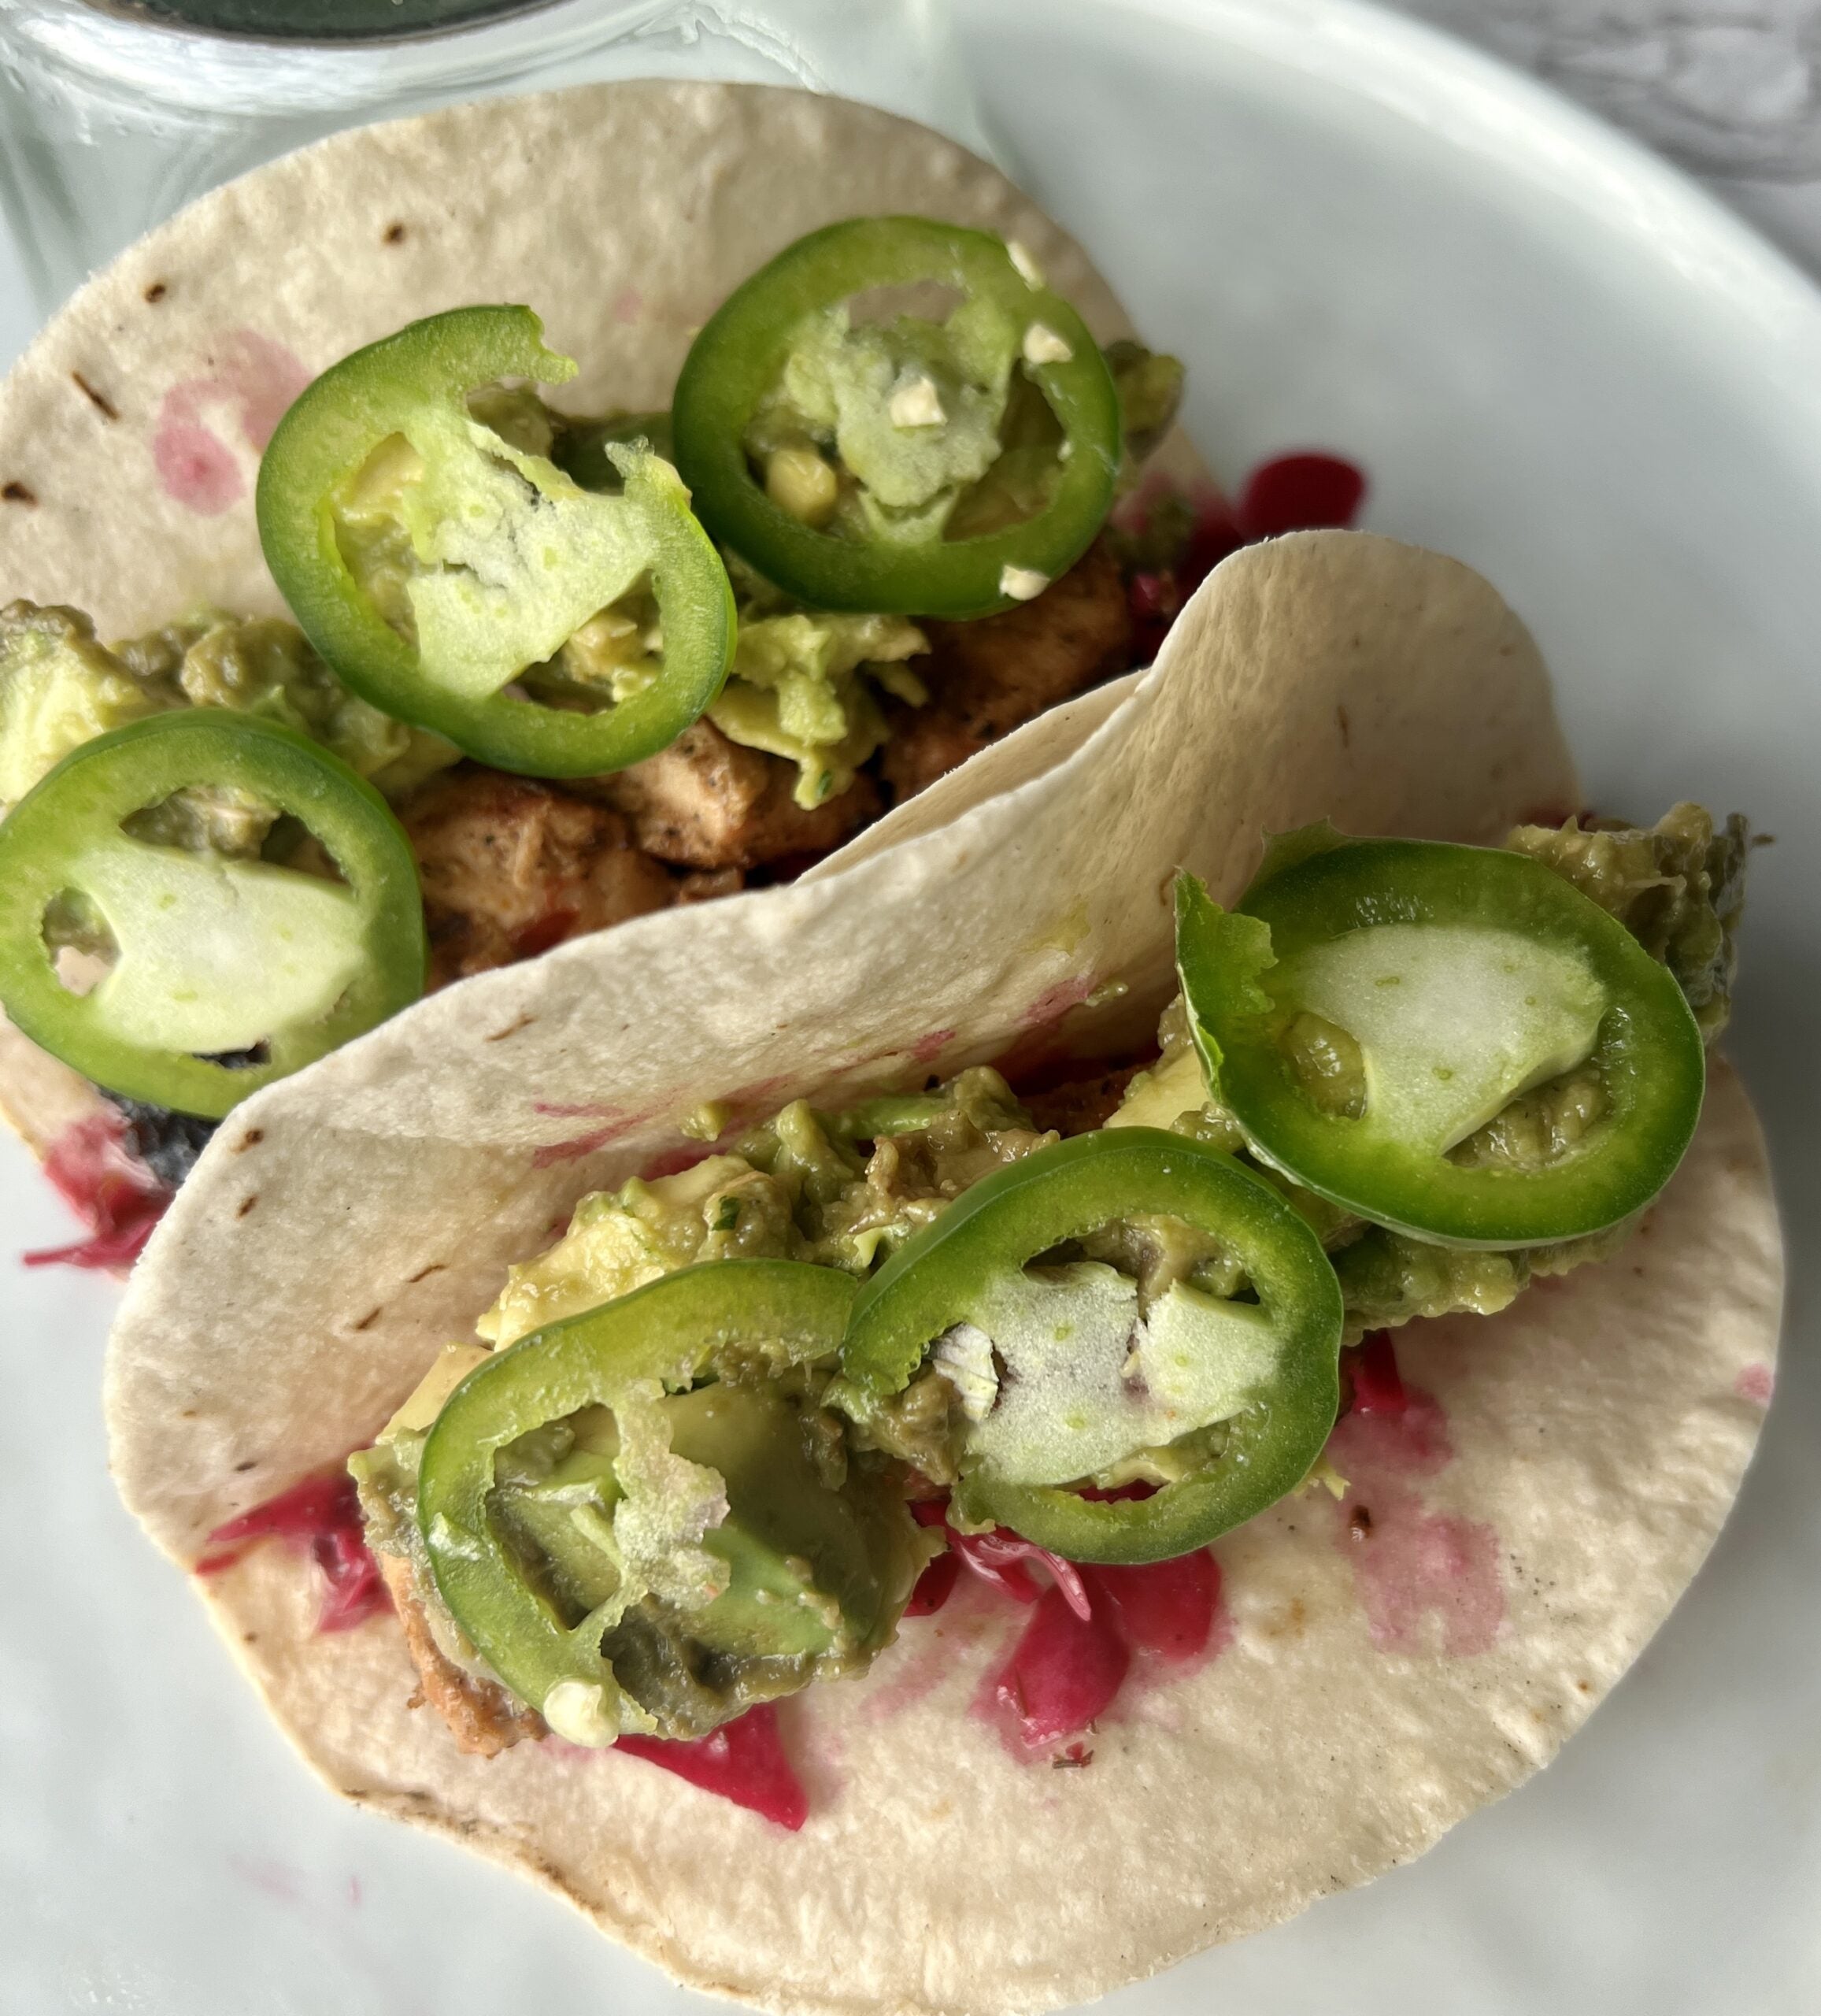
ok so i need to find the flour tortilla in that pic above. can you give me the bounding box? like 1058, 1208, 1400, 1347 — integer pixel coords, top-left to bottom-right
104, 519, 1782, 2012
0, 76, 1208, 1177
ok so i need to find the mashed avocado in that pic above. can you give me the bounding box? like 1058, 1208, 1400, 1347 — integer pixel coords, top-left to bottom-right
357, 1069, 1047, 1728
746, 294, 1023, 546
0, 603, 167, 807
710, 604, 927, 809
481, 1068, 1054, 1358
700, 550, 929, 808
1330, 1216, 1633, 1338
1104, 339, 1186, 475
478, 1154, 801, 1347
123, 608, 457, 795
0, 598, 457, 814
1506, 803, 1749, 1040
1111, 806, 1748, 1338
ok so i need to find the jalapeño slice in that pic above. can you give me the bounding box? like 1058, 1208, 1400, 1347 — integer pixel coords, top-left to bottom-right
418, 1261, 919, 1747
842, 1128, 1343, 1565
257, 306, 735, 778
1175, 840, 1706, 1249
0, 712, 424, 1118
671, 217, 1123, 617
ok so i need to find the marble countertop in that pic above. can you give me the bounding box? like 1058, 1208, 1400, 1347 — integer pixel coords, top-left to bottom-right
1400, 0, 1821, 269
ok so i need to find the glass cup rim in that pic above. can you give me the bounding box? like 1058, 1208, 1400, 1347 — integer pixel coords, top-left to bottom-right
0, 0, 682, 112
37, 0, 566, 48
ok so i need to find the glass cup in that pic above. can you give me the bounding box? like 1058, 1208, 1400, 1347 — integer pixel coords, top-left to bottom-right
0, 0, 983, 321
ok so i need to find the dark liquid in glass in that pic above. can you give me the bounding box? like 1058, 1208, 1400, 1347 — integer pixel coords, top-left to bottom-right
84, 0, 557, 40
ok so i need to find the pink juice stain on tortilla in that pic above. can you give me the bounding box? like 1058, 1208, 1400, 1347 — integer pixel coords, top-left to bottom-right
529, 1101, 665, 1166
724, 1072, 792, 1117
1332, 1384, 1453, 1480
639, 1141, 718, 1180
635, 1076, 807, 1177
1328, 1334, 1505, 1658
532, 1127, 627, 1166
864, 1576, 1012, 1723
1735, 1362, 1775, 1406
610, 285, 644, 323
1342, 1489, 1505, 1657
152, 329, 312, 516
912, 1028, 956, 1065
990, 978, 1105, 1090
1020, 976, 1097, 1028
552, 1077, 805, 1180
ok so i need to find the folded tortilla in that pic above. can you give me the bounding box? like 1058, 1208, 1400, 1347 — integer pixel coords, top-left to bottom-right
105, 515, 1783, 2012
0, 76, 1207, 1176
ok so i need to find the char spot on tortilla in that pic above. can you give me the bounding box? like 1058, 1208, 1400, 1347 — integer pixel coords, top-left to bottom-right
383, 221, 407, 245
406, 1262, 447, 1284
484, 1013, 536, 1042
72, 372, 120, 420
2, 480, 36, 505
234, 1459, 257, 1473
145, 280, 168, 304
233, 1128, 264, 1152
1336, 703, 1351, 748
352, 1307, 383, 1332
235, 1194, 259, 1219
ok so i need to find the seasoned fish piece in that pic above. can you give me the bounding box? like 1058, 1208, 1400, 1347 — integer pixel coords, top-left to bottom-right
600, 718, 879, 872
879, 541, 1133, 802
400, 765, 675, 986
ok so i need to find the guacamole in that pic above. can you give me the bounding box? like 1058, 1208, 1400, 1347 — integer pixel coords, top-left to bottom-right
1507, 802, 1749, 1040
353, 1069, 1047, 1736
745, 290, 1025, 547
1114, 806, 1749, 1339
0, 598, 457, 815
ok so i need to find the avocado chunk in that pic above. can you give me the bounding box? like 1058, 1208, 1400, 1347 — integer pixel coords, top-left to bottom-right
666, 1380, 891, 1662
484, 1377, 920, 1737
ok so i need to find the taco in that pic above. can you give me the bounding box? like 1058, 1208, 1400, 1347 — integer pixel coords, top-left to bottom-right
2, 81, 1355, 1266
105, 528, 1781, 2014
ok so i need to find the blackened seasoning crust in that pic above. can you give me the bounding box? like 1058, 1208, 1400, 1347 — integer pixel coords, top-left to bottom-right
102, 1093, 217, 1189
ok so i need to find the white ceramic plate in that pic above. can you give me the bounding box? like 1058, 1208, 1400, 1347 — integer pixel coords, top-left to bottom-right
4, 2, 1818, 2010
